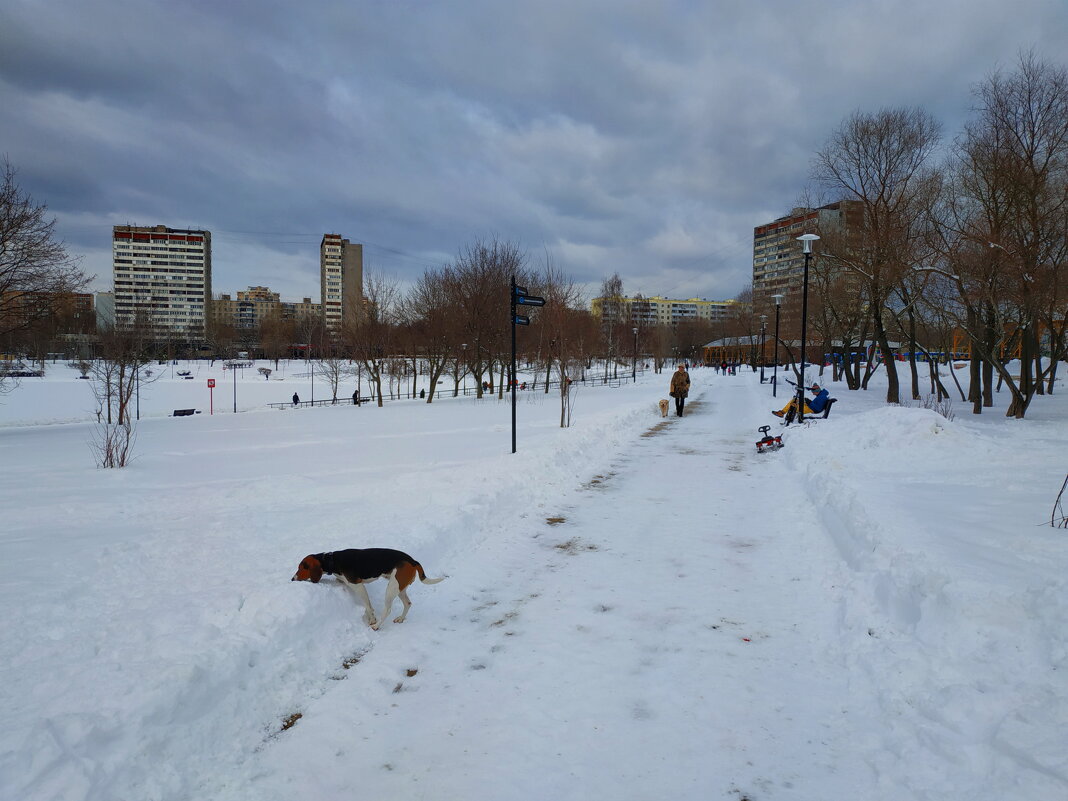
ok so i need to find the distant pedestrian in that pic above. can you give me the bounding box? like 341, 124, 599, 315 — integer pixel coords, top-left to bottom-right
352, 389, 360, 405
669, 364, 690, 417
292, 392, 299, 406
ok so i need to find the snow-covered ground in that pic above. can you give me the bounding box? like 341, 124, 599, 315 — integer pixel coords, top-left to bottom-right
1, 359, 1065, 800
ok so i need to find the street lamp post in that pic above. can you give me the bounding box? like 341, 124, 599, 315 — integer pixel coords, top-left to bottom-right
632, 327, 638, 381
796, 234, 820, 421
459, 343, 467, 397
772, 293, 784, 396
759, 314, 767, 383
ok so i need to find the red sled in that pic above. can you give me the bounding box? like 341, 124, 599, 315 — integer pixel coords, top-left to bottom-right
756, 425, 783, 453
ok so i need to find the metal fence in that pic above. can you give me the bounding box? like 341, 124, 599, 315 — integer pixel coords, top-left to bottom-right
267, 368, 644, 410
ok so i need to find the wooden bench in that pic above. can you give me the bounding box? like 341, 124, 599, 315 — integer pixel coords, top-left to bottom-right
172, 408, 197, 417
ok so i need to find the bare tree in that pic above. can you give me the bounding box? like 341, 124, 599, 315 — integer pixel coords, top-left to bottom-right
0, 159, 89, 390
975, 53, 1068, 415
89, 320, 159, 425
443, 238, 527, 398
814, 107, 943, 405
0, 159, 89, 337
203, 314, 236, 362
930, 53, 1068, 417
402, 267, 458, 403
343, 271, 400, 407
599, 273, 625, 378
314, 356, 348, 403
534, 253, 586, 426
807, 232, 871, 388
258, 311, 293, 370
85, 319, 158, 467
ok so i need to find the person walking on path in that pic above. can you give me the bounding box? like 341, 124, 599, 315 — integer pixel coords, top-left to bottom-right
292, 392, 300, 407
669, 364, 690, 417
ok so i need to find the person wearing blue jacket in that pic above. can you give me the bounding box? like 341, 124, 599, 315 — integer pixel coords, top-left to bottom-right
773, 383, 829, 418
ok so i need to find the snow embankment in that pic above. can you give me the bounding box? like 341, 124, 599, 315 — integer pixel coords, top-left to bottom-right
784, 405, 1068, 796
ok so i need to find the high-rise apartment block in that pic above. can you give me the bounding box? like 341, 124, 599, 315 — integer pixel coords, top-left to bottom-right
320, 234, 363, 335
752, 201, 859, 300
112, 225, 211, 339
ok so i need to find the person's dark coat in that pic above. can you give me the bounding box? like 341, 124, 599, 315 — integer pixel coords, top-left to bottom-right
669, 369, 690, 398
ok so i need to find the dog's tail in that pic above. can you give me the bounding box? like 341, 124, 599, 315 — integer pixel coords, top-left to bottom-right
414, 562, 445, 584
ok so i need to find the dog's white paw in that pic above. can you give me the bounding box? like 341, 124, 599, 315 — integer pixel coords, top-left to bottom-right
393, 616, 406, 624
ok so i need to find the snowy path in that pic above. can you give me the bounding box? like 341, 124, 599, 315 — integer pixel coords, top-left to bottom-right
241, 377, 879, 800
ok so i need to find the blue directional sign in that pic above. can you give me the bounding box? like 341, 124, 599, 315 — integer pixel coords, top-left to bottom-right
510, 275, 548, 454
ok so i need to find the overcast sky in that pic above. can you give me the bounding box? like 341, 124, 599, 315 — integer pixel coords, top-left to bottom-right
2, 0, 1066, 305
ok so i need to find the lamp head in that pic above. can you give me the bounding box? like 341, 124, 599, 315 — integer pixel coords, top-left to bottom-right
772, 293, 785, 307
797, 233, 821, 254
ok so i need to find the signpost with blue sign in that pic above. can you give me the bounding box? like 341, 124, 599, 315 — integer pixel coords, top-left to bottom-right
511, 276, 546, 453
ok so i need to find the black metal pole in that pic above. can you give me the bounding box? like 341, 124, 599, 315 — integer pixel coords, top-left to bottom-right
798, 250, 811, 421
511, 275, 517, 454
773, 304, 781, 397
759, 322, 766, 383
632, 328, 637, 381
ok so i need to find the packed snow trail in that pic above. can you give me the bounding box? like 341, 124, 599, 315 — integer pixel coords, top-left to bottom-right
240, 374, 882, 800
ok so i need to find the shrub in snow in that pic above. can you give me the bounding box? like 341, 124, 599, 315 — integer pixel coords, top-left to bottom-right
90, 420, 136, 468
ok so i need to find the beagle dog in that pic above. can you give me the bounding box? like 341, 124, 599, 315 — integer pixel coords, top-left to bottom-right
658, 398, 670, 418
292, 548, 444, 630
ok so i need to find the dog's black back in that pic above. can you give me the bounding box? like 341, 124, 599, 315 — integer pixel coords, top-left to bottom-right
317, 548, 416, 583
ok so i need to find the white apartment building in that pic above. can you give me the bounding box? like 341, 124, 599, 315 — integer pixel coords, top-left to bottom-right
592, 295, 735, 326
320, 234, 363, 335
112, 225, 211, 339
